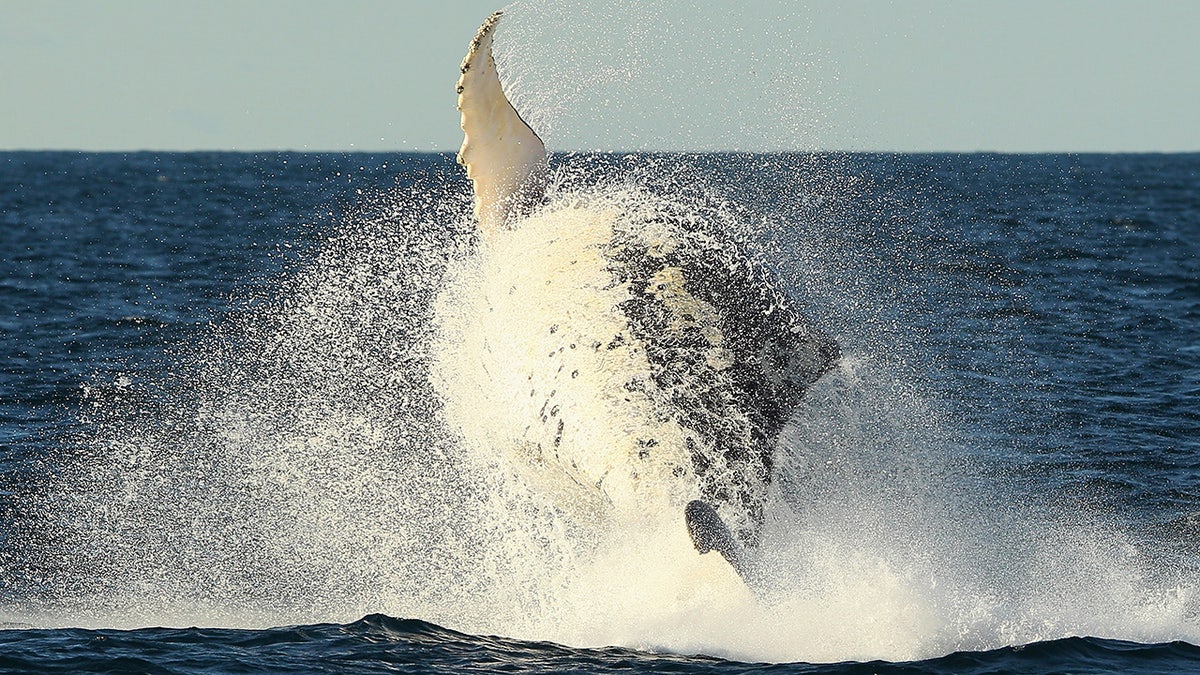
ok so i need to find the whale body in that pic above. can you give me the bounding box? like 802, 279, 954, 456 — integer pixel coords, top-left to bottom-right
446, 11, 839, 565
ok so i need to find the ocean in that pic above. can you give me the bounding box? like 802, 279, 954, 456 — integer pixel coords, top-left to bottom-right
1, 150, 1198, 673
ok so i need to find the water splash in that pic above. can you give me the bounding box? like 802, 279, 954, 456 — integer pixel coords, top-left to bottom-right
6, 152, 1197, 665
6, 6, 1200, 666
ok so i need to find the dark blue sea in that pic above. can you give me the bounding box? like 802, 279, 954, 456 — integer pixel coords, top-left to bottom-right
1, 151, 1198, 673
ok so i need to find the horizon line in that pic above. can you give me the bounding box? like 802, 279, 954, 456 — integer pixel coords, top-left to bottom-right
4, 147, 1199, 156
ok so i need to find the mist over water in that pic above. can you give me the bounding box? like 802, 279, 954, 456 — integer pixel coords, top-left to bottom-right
491, 1, 831, 152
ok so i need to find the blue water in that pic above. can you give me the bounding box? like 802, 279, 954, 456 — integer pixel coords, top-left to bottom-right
2, 614, 1200, 674
1, 151, 1198, 672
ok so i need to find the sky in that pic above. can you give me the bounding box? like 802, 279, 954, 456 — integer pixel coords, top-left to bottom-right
2, 0, 1197, 152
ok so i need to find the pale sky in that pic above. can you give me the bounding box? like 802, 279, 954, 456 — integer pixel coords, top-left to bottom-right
2, 0, 1197, 152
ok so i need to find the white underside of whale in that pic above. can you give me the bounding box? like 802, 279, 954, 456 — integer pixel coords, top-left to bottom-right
433, 199, 700, 525
448, 11, 703, 524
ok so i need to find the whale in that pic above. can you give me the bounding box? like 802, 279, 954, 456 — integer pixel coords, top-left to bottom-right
447, 10, 840, 581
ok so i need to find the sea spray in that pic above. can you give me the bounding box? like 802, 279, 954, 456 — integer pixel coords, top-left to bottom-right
4, 153, 1199, 663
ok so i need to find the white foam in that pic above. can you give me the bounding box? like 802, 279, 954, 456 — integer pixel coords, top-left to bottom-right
17, 174, 1200, 663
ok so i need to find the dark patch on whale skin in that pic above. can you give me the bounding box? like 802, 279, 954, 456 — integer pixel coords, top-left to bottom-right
605, 204, 839, 547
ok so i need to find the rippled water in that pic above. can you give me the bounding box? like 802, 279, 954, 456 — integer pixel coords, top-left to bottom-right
1, 151, 1198, 673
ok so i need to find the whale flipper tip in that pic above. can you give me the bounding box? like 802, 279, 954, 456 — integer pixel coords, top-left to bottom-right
456, 10, 548, 235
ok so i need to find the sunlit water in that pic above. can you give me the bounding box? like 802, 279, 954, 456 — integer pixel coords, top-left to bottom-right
1, 150, 1198, 673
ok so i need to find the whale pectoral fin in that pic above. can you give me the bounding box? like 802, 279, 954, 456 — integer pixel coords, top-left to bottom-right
456, 11, 548, 234
685, 500, 755, 584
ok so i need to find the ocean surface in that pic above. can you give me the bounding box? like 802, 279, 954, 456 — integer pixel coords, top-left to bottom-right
1, 150, 1198, 673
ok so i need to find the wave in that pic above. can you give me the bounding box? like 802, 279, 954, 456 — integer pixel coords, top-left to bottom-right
1, 614, 1199, 674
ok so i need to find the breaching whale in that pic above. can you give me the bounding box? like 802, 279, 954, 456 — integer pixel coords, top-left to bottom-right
450, 10, 839, 582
